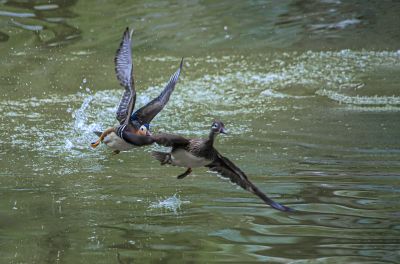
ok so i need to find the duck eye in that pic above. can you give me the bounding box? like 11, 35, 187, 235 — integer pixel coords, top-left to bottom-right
212, 124, 218, 129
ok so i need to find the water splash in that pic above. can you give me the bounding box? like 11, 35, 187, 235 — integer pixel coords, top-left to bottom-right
72, 94, 93, 133
2, 51, 400, 174
149, 194, 190, 214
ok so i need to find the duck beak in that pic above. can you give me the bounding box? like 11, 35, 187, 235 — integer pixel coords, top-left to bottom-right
220, 128, 227, 134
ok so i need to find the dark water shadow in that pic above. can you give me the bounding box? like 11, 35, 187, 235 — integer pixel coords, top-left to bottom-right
2, 0, 81, 47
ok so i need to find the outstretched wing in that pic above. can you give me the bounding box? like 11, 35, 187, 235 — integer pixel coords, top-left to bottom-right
131, 58, 183, 125
115, 27, 136, 125
206, 152, 293, 212
152, 133, 190, 147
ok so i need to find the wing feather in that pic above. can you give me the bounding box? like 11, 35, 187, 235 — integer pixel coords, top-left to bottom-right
207, 153, 293, 212
131, 58, 183, 125
115, 27, 136, 125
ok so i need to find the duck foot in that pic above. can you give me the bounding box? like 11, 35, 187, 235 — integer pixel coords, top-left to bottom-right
161, 154, 171, 165
177, 168, 192, 179
91, 140, 101, 148
91, 127, 116, 149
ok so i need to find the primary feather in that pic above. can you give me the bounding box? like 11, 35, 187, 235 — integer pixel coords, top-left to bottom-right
115, 27, 136, 125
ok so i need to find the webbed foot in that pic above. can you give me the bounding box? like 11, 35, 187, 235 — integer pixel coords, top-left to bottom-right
91, 140, 101, 148
91, 127, 115, 149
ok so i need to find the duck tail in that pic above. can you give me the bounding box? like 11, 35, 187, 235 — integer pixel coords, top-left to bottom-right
151, 151, 171, 165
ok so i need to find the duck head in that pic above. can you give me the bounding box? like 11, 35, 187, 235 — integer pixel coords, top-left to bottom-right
138, 124, 151, 136
211, 120, 227, 135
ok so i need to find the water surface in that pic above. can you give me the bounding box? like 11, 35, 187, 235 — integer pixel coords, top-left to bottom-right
1, 0, 400, 263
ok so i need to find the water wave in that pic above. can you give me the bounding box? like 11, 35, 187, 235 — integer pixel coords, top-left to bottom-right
316, 89, 400, 106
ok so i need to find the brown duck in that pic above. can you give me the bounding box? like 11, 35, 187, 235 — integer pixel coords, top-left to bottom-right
151, 120, 293, 212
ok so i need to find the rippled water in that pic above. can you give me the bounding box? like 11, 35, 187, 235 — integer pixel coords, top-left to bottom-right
1, 0, 400, 263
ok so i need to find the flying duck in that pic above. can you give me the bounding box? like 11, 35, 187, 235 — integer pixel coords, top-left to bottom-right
91, 27, 183, 154
151, 121, 293, 212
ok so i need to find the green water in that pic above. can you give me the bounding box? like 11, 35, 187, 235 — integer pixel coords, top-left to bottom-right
1, 0, 400, 263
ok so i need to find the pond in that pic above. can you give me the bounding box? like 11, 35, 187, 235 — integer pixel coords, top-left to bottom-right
1, 0, 400, 263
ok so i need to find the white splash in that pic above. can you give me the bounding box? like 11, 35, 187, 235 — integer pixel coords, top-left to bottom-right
149, 194, 190, 214
72, 94, 93, 132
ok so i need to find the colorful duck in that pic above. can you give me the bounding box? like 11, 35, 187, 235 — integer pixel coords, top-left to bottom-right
91, 27, 183, 154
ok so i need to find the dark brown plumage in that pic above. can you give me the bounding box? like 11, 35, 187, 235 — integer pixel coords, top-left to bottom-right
151, 121, 293, 212
131, 58, 183, 126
